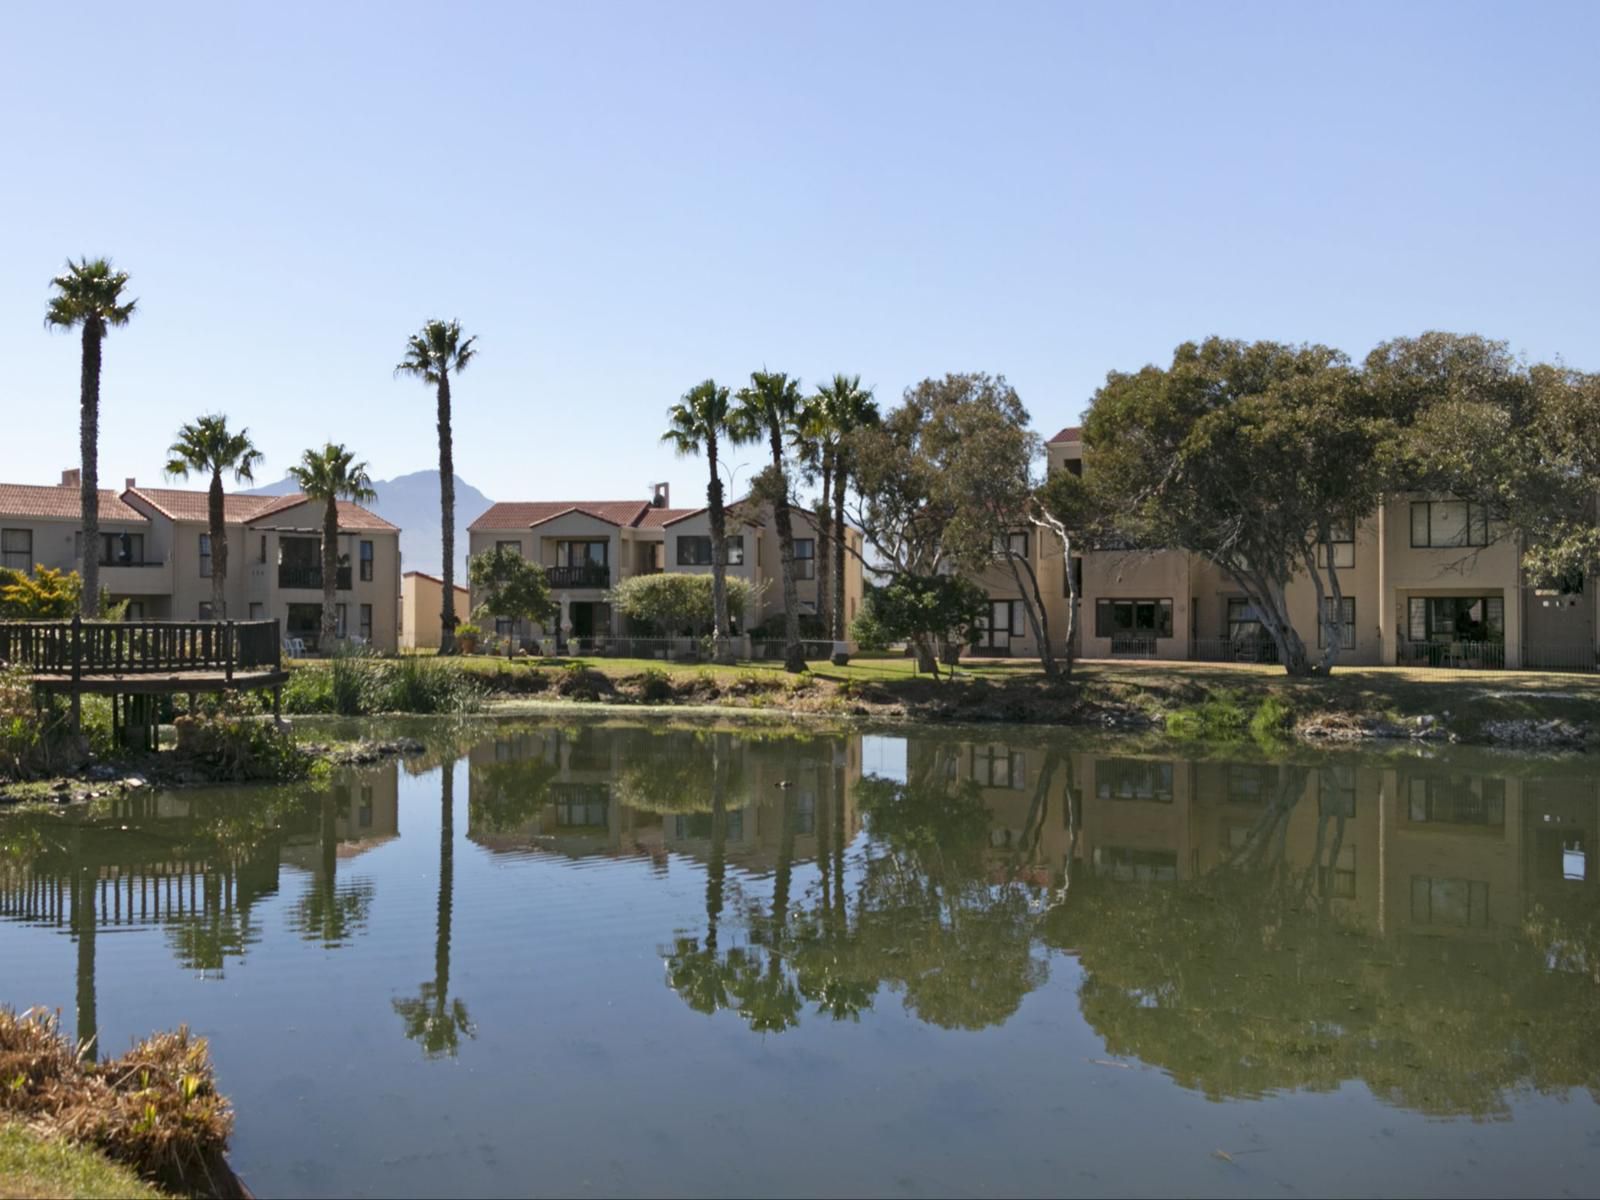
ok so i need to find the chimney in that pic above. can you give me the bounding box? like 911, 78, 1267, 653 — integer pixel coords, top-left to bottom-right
60, 468, 80, 488
125, 477, 137, 491
650, 482, 669, 509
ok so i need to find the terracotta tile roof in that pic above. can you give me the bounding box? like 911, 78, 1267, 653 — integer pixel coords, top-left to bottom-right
249, 492, 399, 532
404, 570, 469, 595
1048, 426, 1083, 444
127, 487, 397, 531
470, 500, 653, 531
636, 506, 700, 529
0, 483, 147, 523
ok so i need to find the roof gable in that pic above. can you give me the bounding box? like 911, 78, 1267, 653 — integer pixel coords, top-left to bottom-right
0, 483, 146, 523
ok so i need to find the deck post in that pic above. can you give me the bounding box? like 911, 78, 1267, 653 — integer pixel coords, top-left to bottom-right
225, 621, 235, 685
69, 614, 82, 736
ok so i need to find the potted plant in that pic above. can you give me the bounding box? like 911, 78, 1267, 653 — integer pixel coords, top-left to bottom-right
455, 622, 482, 655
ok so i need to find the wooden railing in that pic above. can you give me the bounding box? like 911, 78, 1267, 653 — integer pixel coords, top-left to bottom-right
546, 564, 611, 588
279, 565, 352, 591
0, 617, 283, 678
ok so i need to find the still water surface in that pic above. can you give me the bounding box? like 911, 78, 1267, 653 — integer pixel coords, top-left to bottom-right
3, 719, 1598, 1198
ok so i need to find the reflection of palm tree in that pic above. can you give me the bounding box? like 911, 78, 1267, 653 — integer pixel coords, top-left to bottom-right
735, 789, 802, 1034
394, 760, 474, 1057
289, 793, 373, 946
72, 867, 98, 1062
666, 735, 740, 1014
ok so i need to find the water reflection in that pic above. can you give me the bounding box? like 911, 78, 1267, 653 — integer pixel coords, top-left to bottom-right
3, 721, 1599, 1124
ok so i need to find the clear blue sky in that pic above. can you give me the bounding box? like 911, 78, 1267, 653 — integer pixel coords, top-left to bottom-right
2, 1, 1595, 504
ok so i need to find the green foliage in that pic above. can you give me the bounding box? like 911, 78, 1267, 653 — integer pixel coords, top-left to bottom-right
0, 665, 46, 780
636, 667, 674, 703
453, 622, 482, 639
287, 442, 376, 508
864, 573, 986, 649
164, 414, 263, 488
1165, 692, 1293, 744
173, 694, 312, 781
0, 566, 81, 618
281, 657, 483, 716
45, 257, 137, 333
848, 591, 892, 651
468, 546, 553, 633
394, 319, 477, 385
610, 572, 754, 636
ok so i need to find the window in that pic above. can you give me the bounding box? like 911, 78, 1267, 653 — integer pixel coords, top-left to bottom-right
359, 540, 374, 581
124, 601, 145, 621
1095, 599, 1174, 638
1410, 500, 1490, 548
358, 784, 373, 829
1094, 846, 1178, 882
724, 536, 745, 566
1405, 775, 1505, 827
496, 540, 523, 557
198, 602, 214, 620
1062, 556, 1083, 598
675, 809, 745, 840
495, 617, 514, 636
971, 746, 1027, 789
336, 603, 348, 639
1225, 764, 1277, 804
1095, 759, 1175, 803
248, 603, 265, 620
259, 535, 267, 564
1407, 595, 1505, 643
975, 599, 1023, 651
649, 542, 664, 571
360, 604, 373, 641
677, 536, 712, 566
1, 528, 32, 571
560, 540, 607, 567
1410, 876, 1490, 928
793, 792, 816, 835
1317, 597, 1356, 650
996, 531, 1028, 559
1315, 518, 1356, 568
1319, 766, 1356, 819
83, 531, 144, 565
793, 538, 815, 579
199, 533, 213, 577
1320, 845, 1357, 898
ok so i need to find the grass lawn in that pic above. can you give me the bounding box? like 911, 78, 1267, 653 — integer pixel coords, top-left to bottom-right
0, 1124, 162, 1200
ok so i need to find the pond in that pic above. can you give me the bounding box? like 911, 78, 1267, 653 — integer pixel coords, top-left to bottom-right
3, 718, 1598, 1198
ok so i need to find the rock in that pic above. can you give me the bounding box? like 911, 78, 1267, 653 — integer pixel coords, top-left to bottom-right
1481, 718, 1589, 748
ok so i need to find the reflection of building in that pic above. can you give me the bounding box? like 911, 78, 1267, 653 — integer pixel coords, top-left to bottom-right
904, 736, 1600, 940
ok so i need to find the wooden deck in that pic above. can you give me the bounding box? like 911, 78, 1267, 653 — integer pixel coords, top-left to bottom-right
28, 668, 289, 695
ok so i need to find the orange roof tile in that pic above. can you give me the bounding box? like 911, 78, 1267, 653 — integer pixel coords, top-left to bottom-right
470, 500, 653, 531
127, 487, 396, 531
636, 506, 700, 529
249, 492, 399, 531
1048, 426, 1083, 443
0, 483, 146, 523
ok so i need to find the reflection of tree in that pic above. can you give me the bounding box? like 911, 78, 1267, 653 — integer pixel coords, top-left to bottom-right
1046, 776, 1600, 1118
288, 791, 373, 947
468, 751, 561, 833
394, 759, 474, 1057
666, 733, 742, 1016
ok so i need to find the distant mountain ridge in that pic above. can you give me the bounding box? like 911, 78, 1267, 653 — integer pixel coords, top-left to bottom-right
246, 469, 492, 578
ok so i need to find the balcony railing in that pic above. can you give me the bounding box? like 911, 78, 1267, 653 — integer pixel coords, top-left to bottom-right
279, 565, 352, 591
545, 564, 610, 588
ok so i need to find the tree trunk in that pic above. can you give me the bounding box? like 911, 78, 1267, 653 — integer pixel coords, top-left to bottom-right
320, 498, 339, 650
768, 424, 805, 673
1304, 539, 1345, 676
1061, 538, 1078, 680
209, 470, 227, 619
434, 759, 455, 1019
438, 373, 458, 655
911, 633, 940, 679
1225, 564, 1315, 676
708, 434, 733, 663
815, 450, 833, 640
832, 462, 849, 641
1006, 552, 1058, 679
79, 322, 102, 618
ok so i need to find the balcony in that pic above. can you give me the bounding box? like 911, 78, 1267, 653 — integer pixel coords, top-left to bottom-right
545, 564, 610, 589
279, 565, 352, 591
99, 561, 172, 595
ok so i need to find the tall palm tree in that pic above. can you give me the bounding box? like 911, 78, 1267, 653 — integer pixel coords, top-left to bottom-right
395, 320, 477, 654
45, 258, 136, 618
164, 415, 263, 619
287, 443, 376, 652
818, 377, 878, 641
795, 395, 834, 640
732, 371, 808, 672
662, 379, 735, 661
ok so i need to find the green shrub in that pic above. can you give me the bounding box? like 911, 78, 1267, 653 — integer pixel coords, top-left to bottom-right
379, 656, 482, 714
849, 606, 891, 652
637, 667, 673, 703
1249, 696, 1293, 741
173, 694, 312, 781
281, 665, 336, 714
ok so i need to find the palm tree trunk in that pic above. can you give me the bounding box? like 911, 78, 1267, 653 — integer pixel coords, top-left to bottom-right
708, 433, 732, 663
768, 425, 805, 673
816, 451, 833, 640
435, 761, 455, 1007
209, 471, 227, 619
832, 462, 848, 641
320, 498, 339, 650
79, 323, 102, 618
437, 373, 458, 655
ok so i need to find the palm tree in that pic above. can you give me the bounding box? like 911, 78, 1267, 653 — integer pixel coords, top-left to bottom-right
395, 320, 477, 654
662, 380, 735, 661
45, 258, 137, 618
732, 371, 808, 672
287, 443, 376, 652
817, 376, 878, 642
164, 415, 263, 619
794, 396, 834, 639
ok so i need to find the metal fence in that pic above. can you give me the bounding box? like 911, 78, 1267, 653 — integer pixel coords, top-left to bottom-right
1396, 639, 1507, 671
1188, 637, 1280, 664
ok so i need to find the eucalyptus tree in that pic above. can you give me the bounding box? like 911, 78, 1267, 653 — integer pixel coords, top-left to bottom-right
662, 379, 736, 660
396, 320, 477, 654
287, 443, 377, 651
45, 258, 137, 617
1084, 339, 1385, 676
732, 371, 808, 672
165, 415, 264, 619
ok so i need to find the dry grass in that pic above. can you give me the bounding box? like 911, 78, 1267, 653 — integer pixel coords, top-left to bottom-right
0, 1008, 237, 1198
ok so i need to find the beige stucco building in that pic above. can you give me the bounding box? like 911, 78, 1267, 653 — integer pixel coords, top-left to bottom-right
968, 427, 1595, 670
400, 571, 469, 650
466, 483, 863, 651
0, 469, 401, 652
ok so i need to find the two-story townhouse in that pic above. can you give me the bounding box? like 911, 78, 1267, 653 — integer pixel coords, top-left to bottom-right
974, 426, 1595, 670
0, 472, 171, 617
467, 483, 864, 648
119, 486, 401, 651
